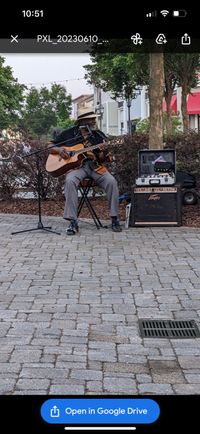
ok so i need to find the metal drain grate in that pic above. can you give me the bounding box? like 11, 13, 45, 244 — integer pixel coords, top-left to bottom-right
139, 319, 200, 338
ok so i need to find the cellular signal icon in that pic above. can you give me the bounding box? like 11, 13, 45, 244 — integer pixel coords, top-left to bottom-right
146, 11, 157, 17
160, 10, 169, 17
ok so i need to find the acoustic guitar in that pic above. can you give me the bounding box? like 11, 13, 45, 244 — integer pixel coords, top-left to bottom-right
46, 142, 113, 177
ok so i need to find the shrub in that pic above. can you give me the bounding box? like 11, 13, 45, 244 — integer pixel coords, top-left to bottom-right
165, 131, 200, 187
110, 132, 200, 193
136, 114, 182, 135
1, 132, 200, 201
109, 133, 149, 193
0, 138, 64, 200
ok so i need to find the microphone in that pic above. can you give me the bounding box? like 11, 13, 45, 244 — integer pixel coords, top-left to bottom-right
79, 125, 94, 137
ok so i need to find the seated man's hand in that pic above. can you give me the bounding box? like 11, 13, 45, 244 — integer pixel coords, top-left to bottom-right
99, 142, 108, 151
59, 147, 69, 159
98, 150, 113, 162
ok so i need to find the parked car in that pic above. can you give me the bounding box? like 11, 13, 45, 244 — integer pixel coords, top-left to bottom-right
176, 171, 199, 205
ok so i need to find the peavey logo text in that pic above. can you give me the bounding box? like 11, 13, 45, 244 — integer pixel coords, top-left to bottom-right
148, 194, 160, 201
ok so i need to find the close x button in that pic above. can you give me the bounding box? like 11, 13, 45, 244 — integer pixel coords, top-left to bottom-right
10, 35, 18, 43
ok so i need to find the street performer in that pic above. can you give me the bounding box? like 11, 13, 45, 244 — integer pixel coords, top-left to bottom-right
49, 106, 122, 235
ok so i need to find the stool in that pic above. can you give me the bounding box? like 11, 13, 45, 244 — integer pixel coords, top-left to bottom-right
78, 178, 103, 229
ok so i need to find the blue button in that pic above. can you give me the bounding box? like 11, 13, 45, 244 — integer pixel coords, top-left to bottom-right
41, 399, 160, 424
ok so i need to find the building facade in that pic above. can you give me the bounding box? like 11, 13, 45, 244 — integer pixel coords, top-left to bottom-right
73, 77, 200, 136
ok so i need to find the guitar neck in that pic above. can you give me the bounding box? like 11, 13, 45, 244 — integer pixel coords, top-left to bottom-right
75, 142, 106, 156
65, 138, 122, 156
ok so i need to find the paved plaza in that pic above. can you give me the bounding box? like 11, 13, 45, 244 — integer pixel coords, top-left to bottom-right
0, 213, 200, 395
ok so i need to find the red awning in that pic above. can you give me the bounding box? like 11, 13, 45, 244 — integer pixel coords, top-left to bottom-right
163, 95, 177, 113
187, 92, 200, 115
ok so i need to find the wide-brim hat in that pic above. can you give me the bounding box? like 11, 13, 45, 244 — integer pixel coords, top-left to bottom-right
77, 107, 97, 120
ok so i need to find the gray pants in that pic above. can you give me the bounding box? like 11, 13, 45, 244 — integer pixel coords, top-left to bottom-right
63, 161, 119, 220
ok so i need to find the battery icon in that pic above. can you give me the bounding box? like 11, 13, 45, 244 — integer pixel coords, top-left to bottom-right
173, 10, 187, 17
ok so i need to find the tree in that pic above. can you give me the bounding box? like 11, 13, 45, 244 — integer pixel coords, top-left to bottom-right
0, 56, 25, 130
149, 53, 164, 149
85, 53, 148, 98
84, 53, 149, 134
50, 84, 72, 127
172, 54, 200, 132
164, 54, 178, 134
21, 84, 72, 138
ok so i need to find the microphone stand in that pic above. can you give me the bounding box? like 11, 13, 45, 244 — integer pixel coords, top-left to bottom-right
10, 131, 87, 236
11, 146, 61, 235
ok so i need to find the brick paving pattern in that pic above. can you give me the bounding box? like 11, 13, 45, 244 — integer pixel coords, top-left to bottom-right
0, 213, 200, 395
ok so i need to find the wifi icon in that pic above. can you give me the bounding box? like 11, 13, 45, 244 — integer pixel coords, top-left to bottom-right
160, 10, 169, 17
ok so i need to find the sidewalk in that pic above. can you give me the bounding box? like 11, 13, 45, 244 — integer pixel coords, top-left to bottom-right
0, 213, 200, 395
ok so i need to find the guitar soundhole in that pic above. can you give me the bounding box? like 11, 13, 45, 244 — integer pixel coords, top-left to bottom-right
69, 151, 75, 157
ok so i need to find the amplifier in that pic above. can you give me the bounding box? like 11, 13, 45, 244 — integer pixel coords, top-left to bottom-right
135, 173, 176, 186
129, 185, 182, 226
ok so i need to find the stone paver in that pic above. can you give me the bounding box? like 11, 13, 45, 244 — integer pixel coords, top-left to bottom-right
1, 213, 200, 395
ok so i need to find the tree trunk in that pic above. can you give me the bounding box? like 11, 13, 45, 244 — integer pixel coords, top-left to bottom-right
181, 83, 189, 133
164, 75, 174, 134
165, 93, 173, 133
149, 53, 164, 149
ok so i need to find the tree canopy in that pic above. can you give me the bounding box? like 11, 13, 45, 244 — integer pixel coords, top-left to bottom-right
169, 54, 200, 132
20, 84, 73, 138
0, 56, 26, 130
84, 53, 149, 100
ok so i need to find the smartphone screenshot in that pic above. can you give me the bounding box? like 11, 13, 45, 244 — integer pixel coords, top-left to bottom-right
0, 5, 199, 433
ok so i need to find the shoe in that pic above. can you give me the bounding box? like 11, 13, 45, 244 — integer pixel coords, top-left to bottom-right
66, 219, 79, 235
111, 218, 122, 232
